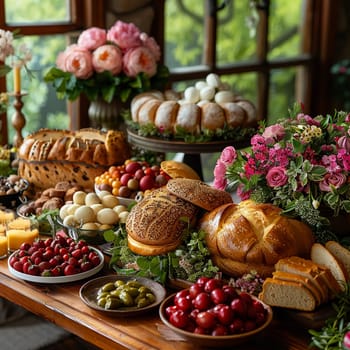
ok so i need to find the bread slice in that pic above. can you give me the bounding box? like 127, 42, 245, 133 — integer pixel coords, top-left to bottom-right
311, 243, 348, 291
259, 278, 317, 311
325, 241, 350, 279
272, 271, 322, 306
275, 256, 330, 302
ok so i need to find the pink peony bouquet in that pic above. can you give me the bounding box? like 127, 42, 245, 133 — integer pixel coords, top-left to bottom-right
44, 21, 169, 103
213, 103, 350, 240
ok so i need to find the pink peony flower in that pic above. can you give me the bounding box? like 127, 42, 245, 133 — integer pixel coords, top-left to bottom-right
122, 46, 157, 78
219, 146, 237, 165
236, 184, 251, 201
77, 27, 106, 50
213, 160, 227, 190
266, 166, 288, 187
57, 44, 93, 79
319, 173, 347, 191
107, 21, 142, 51
92, 44, 123, 75
262, 124, 285, 144
140, 32, 161, 61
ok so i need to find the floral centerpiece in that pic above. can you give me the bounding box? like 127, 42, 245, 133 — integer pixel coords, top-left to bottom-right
44, 21, 169, 104
213, 103, 350, 242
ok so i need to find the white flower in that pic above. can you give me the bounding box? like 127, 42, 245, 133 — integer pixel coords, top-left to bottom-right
0, 29, 14, 61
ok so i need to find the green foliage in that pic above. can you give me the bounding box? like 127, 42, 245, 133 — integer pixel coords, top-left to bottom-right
104, 225, 219, 286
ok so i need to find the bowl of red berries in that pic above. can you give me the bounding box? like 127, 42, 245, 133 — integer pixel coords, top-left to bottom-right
159, 276, 273, 348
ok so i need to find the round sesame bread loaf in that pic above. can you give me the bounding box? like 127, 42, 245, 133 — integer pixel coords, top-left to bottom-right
166, 178, 233, 211
126, 187, 198, 256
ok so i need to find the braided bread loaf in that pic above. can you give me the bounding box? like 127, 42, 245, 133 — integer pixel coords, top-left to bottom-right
18, 128, 130, 191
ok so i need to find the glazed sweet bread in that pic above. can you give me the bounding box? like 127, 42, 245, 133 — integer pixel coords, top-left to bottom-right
198, 199, 315, 277
18, 128, 131, 191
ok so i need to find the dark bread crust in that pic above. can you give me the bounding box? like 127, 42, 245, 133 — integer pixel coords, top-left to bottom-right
126, 187, 198, 256
166, 178, 233, 211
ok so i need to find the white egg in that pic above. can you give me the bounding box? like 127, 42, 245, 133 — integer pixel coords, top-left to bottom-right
206, 73, 221, 87
118, 211, 129, 224
90, 203, 104, 215
101, 194, 119, 208
200, 86, 216, 101
113, 205, 128, 215
73, 191, 87, 205
85, 192, 101, 206
195, 81, 208, 90
183, 86, 200, 103
74, 205, 96, 224
214, 90, 235, 103
97, 208, 119, 225
59, 204, 72, 220
97, 190, 112, 200
67, 203, 80, 215
63, 214, 79, 228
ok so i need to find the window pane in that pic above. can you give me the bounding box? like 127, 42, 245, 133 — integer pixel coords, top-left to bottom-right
268, 0, 303, 59
268, 67, 298, 124
4, 0, 71, 24
217, 2, 257, 64
6, 34, 69, 143
164, 0, 205, 68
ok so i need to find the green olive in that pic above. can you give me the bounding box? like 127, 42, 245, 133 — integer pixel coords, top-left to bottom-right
126, 280, 142, 288
137, 297, 151, 308
100, 282, 116, 293
97, 297, 107, 307
114, 280, 125, 288
138, 286, 152, 294
119, 291, 134, 306
105, 297, 124, 310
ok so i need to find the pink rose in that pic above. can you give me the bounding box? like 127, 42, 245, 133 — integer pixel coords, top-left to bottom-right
266, 166, 288, 187
57, 44, 93, 79
123, 46, 157, 78
107, 21, 142, 51
78, 27, 106, 50
262, 124, 285, 144
140, 32, 161, 61
319, 173, 347, 192
92, 44, 123, 75
213, 177, 227, 191
219, 146, 237, 165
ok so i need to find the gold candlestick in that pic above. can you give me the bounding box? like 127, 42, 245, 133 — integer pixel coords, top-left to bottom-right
11, 92, 27, 148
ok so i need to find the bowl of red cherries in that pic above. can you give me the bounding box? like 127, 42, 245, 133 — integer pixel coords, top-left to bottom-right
159, 276, 273, 348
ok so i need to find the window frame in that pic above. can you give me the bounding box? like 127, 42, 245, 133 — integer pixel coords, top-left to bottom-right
0, 0, 339, 145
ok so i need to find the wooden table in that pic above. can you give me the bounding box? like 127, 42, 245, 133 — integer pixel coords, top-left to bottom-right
0, 256, 316, 350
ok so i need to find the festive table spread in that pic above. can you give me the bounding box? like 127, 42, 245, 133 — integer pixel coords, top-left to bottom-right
0, 251, 316, 350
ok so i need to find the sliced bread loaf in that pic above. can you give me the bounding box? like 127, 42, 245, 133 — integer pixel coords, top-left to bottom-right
275, 256, 330, 302
258, 278, 317, 311
272, 271, 322, 306
325, 241, 350, 279
311, 243, 348, 292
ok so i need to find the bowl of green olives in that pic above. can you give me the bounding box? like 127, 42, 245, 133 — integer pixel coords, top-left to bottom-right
79, 275, 167, 316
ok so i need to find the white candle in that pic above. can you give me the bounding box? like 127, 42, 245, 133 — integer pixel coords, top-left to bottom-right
13, 65, 21, 94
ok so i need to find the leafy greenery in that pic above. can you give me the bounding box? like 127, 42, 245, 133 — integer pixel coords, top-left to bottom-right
309, 282, 350, 349
44, 64, 169, 104
104, 225, 219, 286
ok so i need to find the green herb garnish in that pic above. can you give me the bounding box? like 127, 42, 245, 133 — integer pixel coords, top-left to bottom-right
309, 282, 350, 349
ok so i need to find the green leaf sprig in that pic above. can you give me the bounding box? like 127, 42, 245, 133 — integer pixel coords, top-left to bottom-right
309, 282, 350, 349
